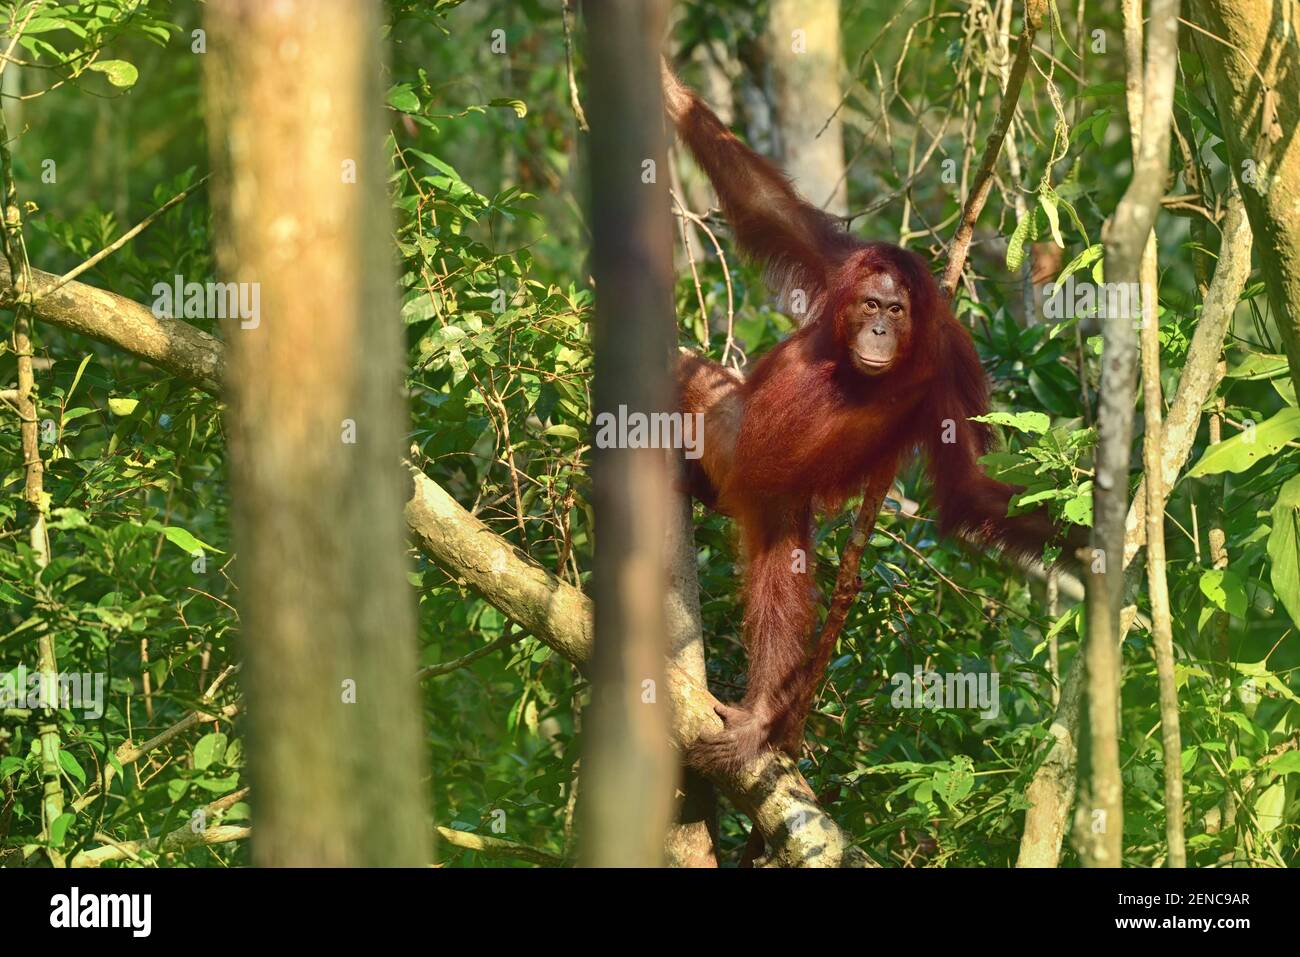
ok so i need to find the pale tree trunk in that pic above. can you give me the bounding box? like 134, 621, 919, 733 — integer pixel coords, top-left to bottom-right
1139, 240, 1187, 868
1190, 0, 1300, 397
1130, 0, 1185, 869
765, 0, 848, 216
664, 469, 719, 867
203, 0, 431, 866
1017, 193, 1251, 867
578, 0, 678, 868
1076, 0, 1180, 869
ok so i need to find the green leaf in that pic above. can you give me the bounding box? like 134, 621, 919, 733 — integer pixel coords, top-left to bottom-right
970, 410, 1051, 434
49, 812, 75, 847
107, 397, 139, 416
88, 60, 139, 89
1274, 377, 1297, 407
65, 354, 94, 407
933, 757, 975, 809
163, 525, 224, 555
1225, 352, 1289, 380
1063, 492, 1093, 526
1186, 408, 1300, 477
59, 750, 86, 787
387, 84, 420, 113
488, 97, 527, 118
1255, 780, 1287, 832
1267, 751, 1300, 777
1038, 190, 1065, 247
1267, 475, 1300, 627
1052, 243, 1103, 290
1198, 568, 1248, 619
193, 732, 228, 770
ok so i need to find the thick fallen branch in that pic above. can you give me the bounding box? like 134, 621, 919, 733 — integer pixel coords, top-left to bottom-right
16, 264, 871, 867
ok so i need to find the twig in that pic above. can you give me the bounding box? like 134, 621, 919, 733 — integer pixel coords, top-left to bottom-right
417, 631, 521, 680
436, 825, 565, 866
939, 0, 1047, 301
560, 0, 588, 132
33, 174, 211, 303
71, 789, 250, 867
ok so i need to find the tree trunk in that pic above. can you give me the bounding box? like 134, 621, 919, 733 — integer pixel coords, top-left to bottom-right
578, 0, 678, 867
1190, 0, 1300, 397
765, 0, 848, 216
1076, 0, 1181, 869
203, 0, 431, 866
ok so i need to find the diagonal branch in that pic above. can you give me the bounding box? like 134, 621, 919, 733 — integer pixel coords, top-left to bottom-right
14, 264, 872, 867
939, 0, 1048, 300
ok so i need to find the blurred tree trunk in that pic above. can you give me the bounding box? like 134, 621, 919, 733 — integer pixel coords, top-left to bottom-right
1190, 0, 1300, 397
203, 0, 431, 866
578, 0, 678, 867
766, 0, 848, 215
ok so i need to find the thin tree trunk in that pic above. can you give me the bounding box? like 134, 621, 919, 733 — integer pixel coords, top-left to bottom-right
1190, 0, 1300, 398
0, 35, 62, 850
664, 459, 719, 867
203, 0, 431, 866
1017, 192, 1250, 867
1140, 244, 1187, 868
1076, 0, 1181, 869
578, 0, 678, 867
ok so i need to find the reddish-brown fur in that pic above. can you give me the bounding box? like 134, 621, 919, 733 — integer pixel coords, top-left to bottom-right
665, 66, 1066, 770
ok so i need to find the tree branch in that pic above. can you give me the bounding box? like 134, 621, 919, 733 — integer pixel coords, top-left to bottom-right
18, 268, 872, 867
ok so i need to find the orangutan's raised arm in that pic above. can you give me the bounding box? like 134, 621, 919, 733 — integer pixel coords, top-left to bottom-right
662, 62, 854, 306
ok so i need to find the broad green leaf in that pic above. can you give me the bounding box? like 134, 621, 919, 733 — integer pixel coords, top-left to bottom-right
107, 397, 139, 416
1063, 491, 1092, 526
88, 60, 139, 89
1186, 408, 1300, 477
1267, 751, 1300, 777
543, 424, 580, 441
934, 757, 975, 809
1267, 475, 1300, 627
49, 812, 75, 847
387, 84, 420, 113
163, 525, 224, 556
59, 750, 86, 787
1255, 780, 1287, 832
1198, 568, 1248, 619
1225, 352, 1289, 380
1275, 377, 1297, 407
970, 410, 1050, 434
193, 732, 228, 770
